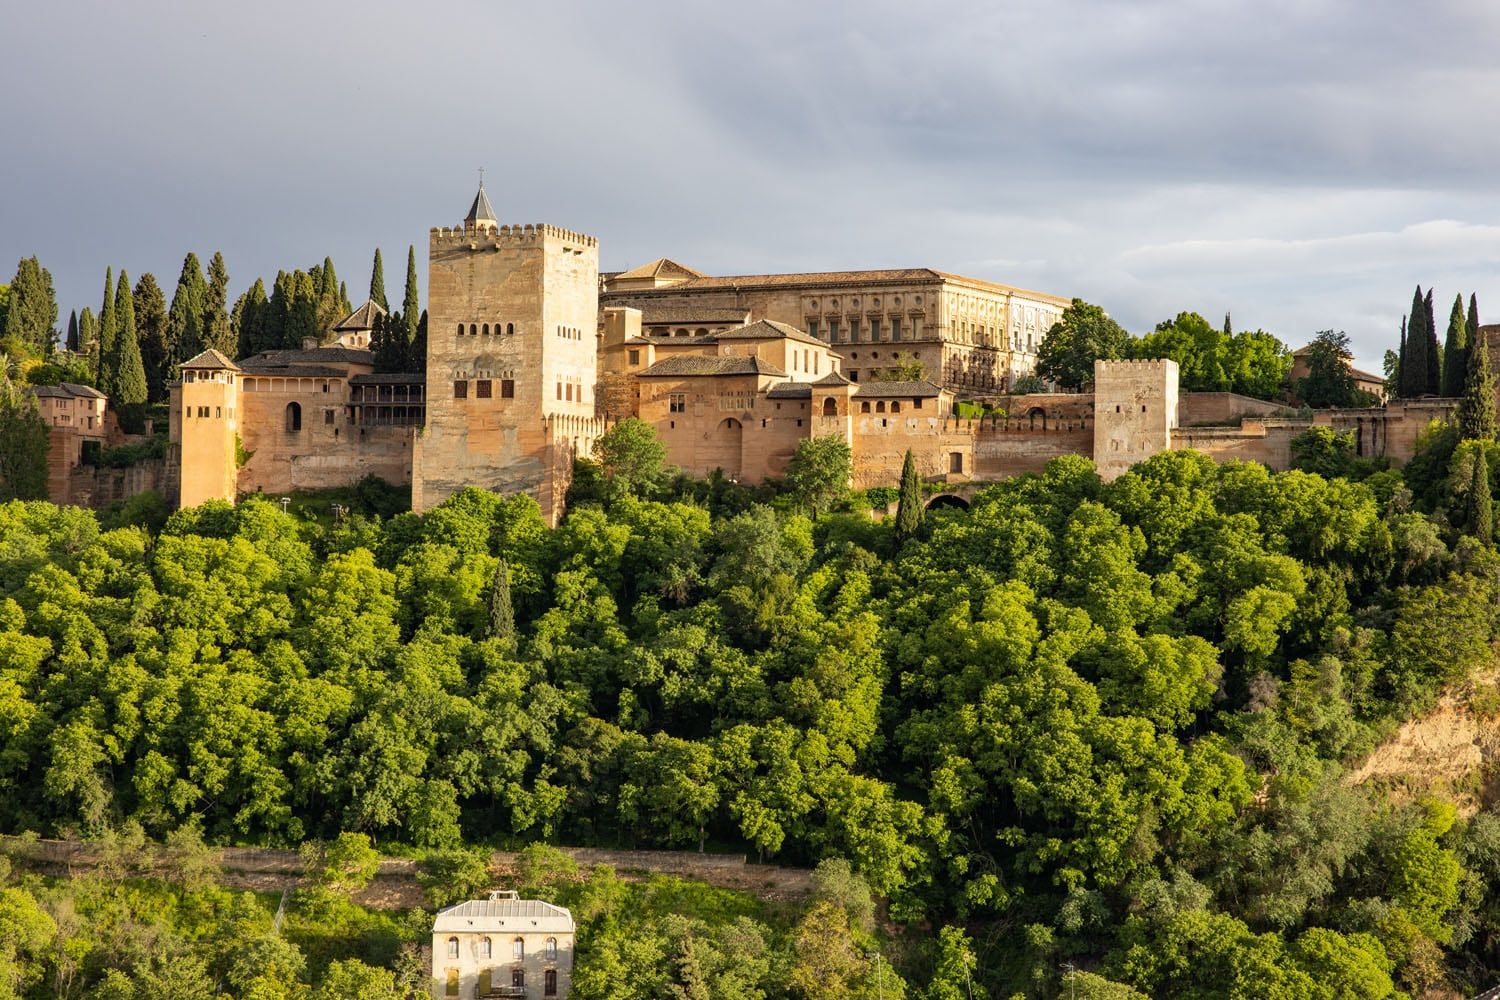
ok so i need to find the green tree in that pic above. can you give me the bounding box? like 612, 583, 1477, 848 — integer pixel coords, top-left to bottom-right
1289, 427, 1358, 478
785, 436, 852, 516
1459, 327, 1497, 441
369, 248, 388, 310
64, 309, 77, 352
304, 831, 382, 895
2, 256, 58, 356
202, 251, 233, 355
1442, 293, 1468, 396
289, 270, 320, 347
232, 277, 267, 359
1224, 329, 1292, 399
1296, 330, 1360, 408
593, 417, 668, 496
487, 558, 516, 646
922, 926, 987, 1000
402, 246, 421, 350
0, 372, 49, 500
133, 272, 170, 400
76, 306, 97, 372
1134, 311, 1230, 391
167, 252, 207, 369
97, 266, 117, 394
1467, 445, 1493, 542
894, 448, 923, 542
113, 271, 147, 405
1424, 286, 1440, 395
1400, 286, 1427, 398
1036, 298, 1131, 389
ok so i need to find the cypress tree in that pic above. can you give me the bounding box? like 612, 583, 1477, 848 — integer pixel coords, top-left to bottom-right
413, 310, 428, 371
895, 449, 924, 543
3, 256, 59, 356
167, 253, 207, 368
1443, 293, 1468, 396
133, 273, 169, 401
1424, 288, 1441, 395
97, 267, 117, 395
1460, 328, 1498, 441
289, 271, 320, 347
1470, 448, 1494, 543
1400, 286, 1426, 397
1470, 293, 1481, 347
265, 272, 294, 350
1396, 316, 1406, 396
202, 252, 233, 356
487, 559, 516, 647
232, 279, 268, 358
77, 308, 97, 371
369, 249, 387, 310
0, 371, 50, 501
65, 310, 79, 353
402, 246, 420, 351
339, 280, 350, 315
113, 272, 147, 405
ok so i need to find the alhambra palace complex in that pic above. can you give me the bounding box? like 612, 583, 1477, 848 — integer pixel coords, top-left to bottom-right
34, 186, 1483, 520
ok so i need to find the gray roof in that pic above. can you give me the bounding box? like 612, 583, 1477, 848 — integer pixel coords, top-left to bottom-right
240, 347, 374, 367
349, 373, 426, 385
855, 379, 945, 398
26, 384, 74, 399
334, 299, 388, 331
637, 355, 787, 377
813, 370, 853, 386
466, 184, 496, 224
59, 382, 106, 399
765, 382, 813, 399
637, 303, 751, 325
706, 319, 825, 348
28, 382, 107, 400
238, 363, 349, 378
433, 893, 574, 934
180, 348, 241, 371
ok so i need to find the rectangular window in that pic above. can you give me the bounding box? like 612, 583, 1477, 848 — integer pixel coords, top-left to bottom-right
323, 409, 334, 424
870, 318, 882, 341
849, 370, 859, 382
628, 349, 640, 365
913, 398, 923, 409
545, 969, 558, 996
849, 318, 861, 342
566, 383, 574, 401
322, 382, 329, 393
912, 317, 923, 338
950, 451, 963, 473
215, 407, 222, 418
476, 379, 492, 398
669, 393, 685, 413
890, 316, 902, 341
807, 319, 820, 339
454, 380, 468, 399
827, 318, 840, 342
557, 383, 563, 400
501, 379, 515, 398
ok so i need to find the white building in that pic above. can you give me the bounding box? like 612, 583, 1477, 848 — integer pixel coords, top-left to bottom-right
432, 891, 575, 999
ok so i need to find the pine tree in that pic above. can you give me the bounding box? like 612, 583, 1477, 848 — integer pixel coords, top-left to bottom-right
369, 249, 387, 310
113, 272, 147, 405
97, 267, 117, 395
133, 273, 169, 401
3, 256, 59, 356
487, 559, 516, 647
1469, 447, 1493, 543
1443, 293, 1469, 397
1424, 288, 1441, 395
77, 308, 97, 371
402, 246, 420, 350
895, 449, 923, 543
65, 310, 79, 353
167, 253, 207, 369
202, 252, 233, 356
1400, 286, 1426, 398
1459, 328, 1498, 441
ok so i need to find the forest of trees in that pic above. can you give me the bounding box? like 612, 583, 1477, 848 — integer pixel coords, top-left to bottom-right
4, 409, 1500, 997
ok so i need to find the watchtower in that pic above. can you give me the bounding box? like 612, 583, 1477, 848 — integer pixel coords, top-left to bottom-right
1092, 358, 1179, 480
414, 183, 603, 521
175, 349, 241, 507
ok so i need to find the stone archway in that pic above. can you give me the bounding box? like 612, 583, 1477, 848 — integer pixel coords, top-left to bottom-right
926, 493, 971, 511
702, 417, 743, 479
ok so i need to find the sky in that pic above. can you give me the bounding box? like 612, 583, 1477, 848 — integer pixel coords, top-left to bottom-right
6, 1, 1500, 372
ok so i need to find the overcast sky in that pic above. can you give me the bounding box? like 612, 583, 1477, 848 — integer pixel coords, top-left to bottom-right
6, 0, 1500, 371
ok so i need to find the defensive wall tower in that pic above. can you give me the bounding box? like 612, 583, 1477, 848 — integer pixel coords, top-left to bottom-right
1092, 358, 1178, 480
414, 184, 602, 521
175, 349, 241, 507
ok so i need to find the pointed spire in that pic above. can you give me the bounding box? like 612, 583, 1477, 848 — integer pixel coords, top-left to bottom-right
465, 171, 496, 225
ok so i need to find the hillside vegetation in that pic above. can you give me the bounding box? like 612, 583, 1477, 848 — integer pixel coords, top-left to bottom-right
3, 436, 1500, 997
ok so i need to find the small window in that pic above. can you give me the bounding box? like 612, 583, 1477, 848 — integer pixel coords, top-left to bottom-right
447, 938, 459, 959
285, 401, 301, 431
566, 383, 574, 401
477, 379, 492, 398
1142, 404, 1148, 413
950, 452, 963, 473
870, 318, 882, 341
890, 316, 902, 340
321, 382, 329, 393
507, 323, 515, 336
454, 380, 468, 399
456, 323, 464, 336
913, 398, 923, 409
876, 401, 886, 413
501, 379, 515, 398
545, 969, 558, 996
483, 323, 490, 335
513, 969, 526, 989
669, 394, 685, 414
513, 938, 525, 960
860, 401, 871, 413
807, 319, 820, 339
215, 406, 222, 418
323, 409, 334, 424
546, 938, 558, 961
828, 318, 841, 342
469, 323, 477, 336
891, 401, 901, 413
481, 937, 492, 958
849, 370, 859, 382
556, 383, 562, 400
628, 349, 640, 365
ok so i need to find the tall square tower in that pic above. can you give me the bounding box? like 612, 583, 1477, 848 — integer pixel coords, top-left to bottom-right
414, 185, 602, 521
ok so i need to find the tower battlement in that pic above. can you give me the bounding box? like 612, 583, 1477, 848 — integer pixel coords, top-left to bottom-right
429, 223, 598, 249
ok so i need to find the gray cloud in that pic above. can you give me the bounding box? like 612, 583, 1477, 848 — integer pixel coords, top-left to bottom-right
4, 0, 1500, 372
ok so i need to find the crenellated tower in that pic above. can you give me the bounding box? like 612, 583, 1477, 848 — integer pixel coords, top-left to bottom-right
413, 183, 603, 521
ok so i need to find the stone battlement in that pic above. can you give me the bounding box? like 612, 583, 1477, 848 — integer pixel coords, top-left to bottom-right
429, 223, 598, 248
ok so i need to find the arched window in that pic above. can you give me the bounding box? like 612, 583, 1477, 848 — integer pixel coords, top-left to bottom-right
446, 937, 459, 959
470, 323, 477, 335
482, 323, 490, 335
876, 401, 886, 413
546, 937, 558, 960
507, 323, 514, 336
891, 401, 901, 413
513, 937, 525, 959
456, 323, 464, 336
822, 398, 837, 417
545, 969, 558, 996
481, 937, 492, 958
285, 401, 301, 432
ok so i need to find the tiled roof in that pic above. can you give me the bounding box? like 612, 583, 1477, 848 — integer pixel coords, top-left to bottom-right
241, 347, 374, 367
238, 363, 349, 378
26, 385, 74, 398
613, 258, 706, 281
635, 303, 751, 325
58, 382, 106, 398
707, 319, 825, 348
433, 894, 574, 934
854, 379, 945, 398
636, 355, 786, 377
813, 371, 853, 386
607, 268, 1068, 303
180, 348, 241, 371
765, 382, 813, 399
334, 299, 387, 331
349, 373, 426, 385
